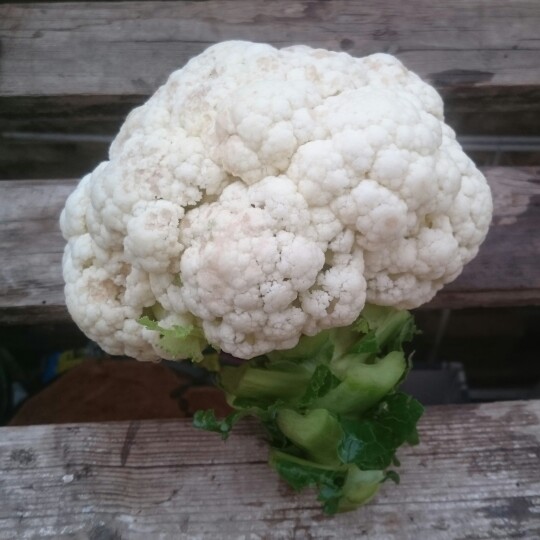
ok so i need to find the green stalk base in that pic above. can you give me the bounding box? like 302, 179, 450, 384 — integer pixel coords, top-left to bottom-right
193, 305, 424, 514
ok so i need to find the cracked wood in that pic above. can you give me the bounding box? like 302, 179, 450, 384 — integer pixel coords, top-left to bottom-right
0, 400, 539, 538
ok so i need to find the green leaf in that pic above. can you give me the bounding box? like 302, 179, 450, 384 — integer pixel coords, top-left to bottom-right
354, 317, 371, 335
270, 451, 346, 514
314, 351, 408, 415
336, 467, 384, 512
227, 397, 292, 449
339, 420, 395, 469
385, 315, 416, 352
197, 351, 221, 373
354, 305, 417, 355
232, 396, 273, 410
220, 362, 311, 402
138, 316, 208, 361
317, 483, 344, 515
299, 365, 341, 406
192, 409, 244, 440
384, 470, 401, 485
271, 451, 344, 490
194, 309, 423, 514
268, 331, 332, 362
261, 418, 292, 449
347, 330, 379, 355
277, 408, 343, 466
405, 426, 421, 446
338, 392, 424, 470
377, 393, 424, 437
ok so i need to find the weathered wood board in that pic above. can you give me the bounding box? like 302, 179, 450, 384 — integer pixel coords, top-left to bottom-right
1, 0, 540, 136
0, 179, 73, 323
1, 167, 539, 324
2, 1, 540, 178
2, 1, 540, 95
0, 400, 539, 539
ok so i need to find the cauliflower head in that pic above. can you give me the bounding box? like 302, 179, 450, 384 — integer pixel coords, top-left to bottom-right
60, 41, 492, 361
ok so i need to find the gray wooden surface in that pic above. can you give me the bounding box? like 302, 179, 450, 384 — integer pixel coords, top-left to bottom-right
2, 1, 540, 178
1, 0, 539, 136
0, 400, 539, 539
1, 167, 539, 324
2, 1, 539, 96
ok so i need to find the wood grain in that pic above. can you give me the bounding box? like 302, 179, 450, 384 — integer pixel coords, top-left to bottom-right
1, 1, 540, 137
2, 1, 540, 96
0, 400, 539, 539
0, 179, 73, 323
1, 167, 539, 323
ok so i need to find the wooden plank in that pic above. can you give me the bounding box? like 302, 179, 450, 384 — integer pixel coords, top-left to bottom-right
1, 1, 540, 138
0, 179, 73, 323
2, 1, 539, 96
0, 167, 539, 324
0, 400, 539, 538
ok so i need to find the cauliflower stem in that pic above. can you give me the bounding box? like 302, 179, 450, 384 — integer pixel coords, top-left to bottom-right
192, 305, 423, 514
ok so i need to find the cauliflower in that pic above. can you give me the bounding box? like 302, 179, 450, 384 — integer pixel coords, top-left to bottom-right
61, 41, 494, 514
60, 41, 492, 362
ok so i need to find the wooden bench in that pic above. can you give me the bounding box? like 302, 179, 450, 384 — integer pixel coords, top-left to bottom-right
1, 1, 540, 537
0, 401, 538, 538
